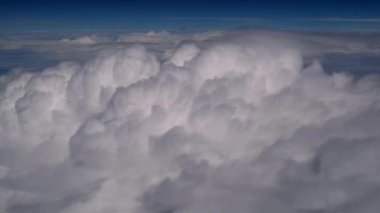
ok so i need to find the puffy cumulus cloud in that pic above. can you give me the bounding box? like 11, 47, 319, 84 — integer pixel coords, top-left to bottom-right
166, 44, 200, 66
0, 30, 380, 213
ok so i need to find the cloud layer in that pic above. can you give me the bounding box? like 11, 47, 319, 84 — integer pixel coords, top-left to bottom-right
0, 30, 380, 213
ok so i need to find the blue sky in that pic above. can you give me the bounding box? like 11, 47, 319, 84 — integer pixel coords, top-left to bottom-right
1, 0, 380, 31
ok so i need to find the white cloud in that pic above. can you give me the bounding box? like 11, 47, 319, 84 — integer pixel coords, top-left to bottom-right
0, 30, 379, 213
166, 43, 200, 66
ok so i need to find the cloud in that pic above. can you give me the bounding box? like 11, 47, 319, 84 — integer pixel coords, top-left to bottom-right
61, 35, 109, 45
166, 43, 200, 66
0, 30, 379, 213
298, 18, 380, 23
163, 17, 267, 22
117, 31, 173, 44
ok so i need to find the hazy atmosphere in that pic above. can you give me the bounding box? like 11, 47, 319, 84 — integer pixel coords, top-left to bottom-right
1, 0, 380, 213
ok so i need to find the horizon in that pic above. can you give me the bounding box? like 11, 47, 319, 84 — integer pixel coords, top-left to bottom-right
1, 0, 380, 31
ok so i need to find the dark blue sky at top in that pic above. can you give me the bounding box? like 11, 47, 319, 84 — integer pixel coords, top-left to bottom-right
1, 0, 380, 31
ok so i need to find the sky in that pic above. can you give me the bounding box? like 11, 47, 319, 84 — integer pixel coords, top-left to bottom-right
1, 0, 380, 31
1, 0, 380, 212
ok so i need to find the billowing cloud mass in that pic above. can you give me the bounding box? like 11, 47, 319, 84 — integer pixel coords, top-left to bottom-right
0, 30, 380, 213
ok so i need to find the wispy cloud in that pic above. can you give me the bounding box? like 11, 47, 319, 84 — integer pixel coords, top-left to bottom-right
163, 17, 267, 22
298, 18, 380, 22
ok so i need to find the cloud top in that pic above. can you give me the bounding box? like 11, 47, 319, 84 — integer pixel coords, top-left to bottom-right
0, 30, 379, 213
